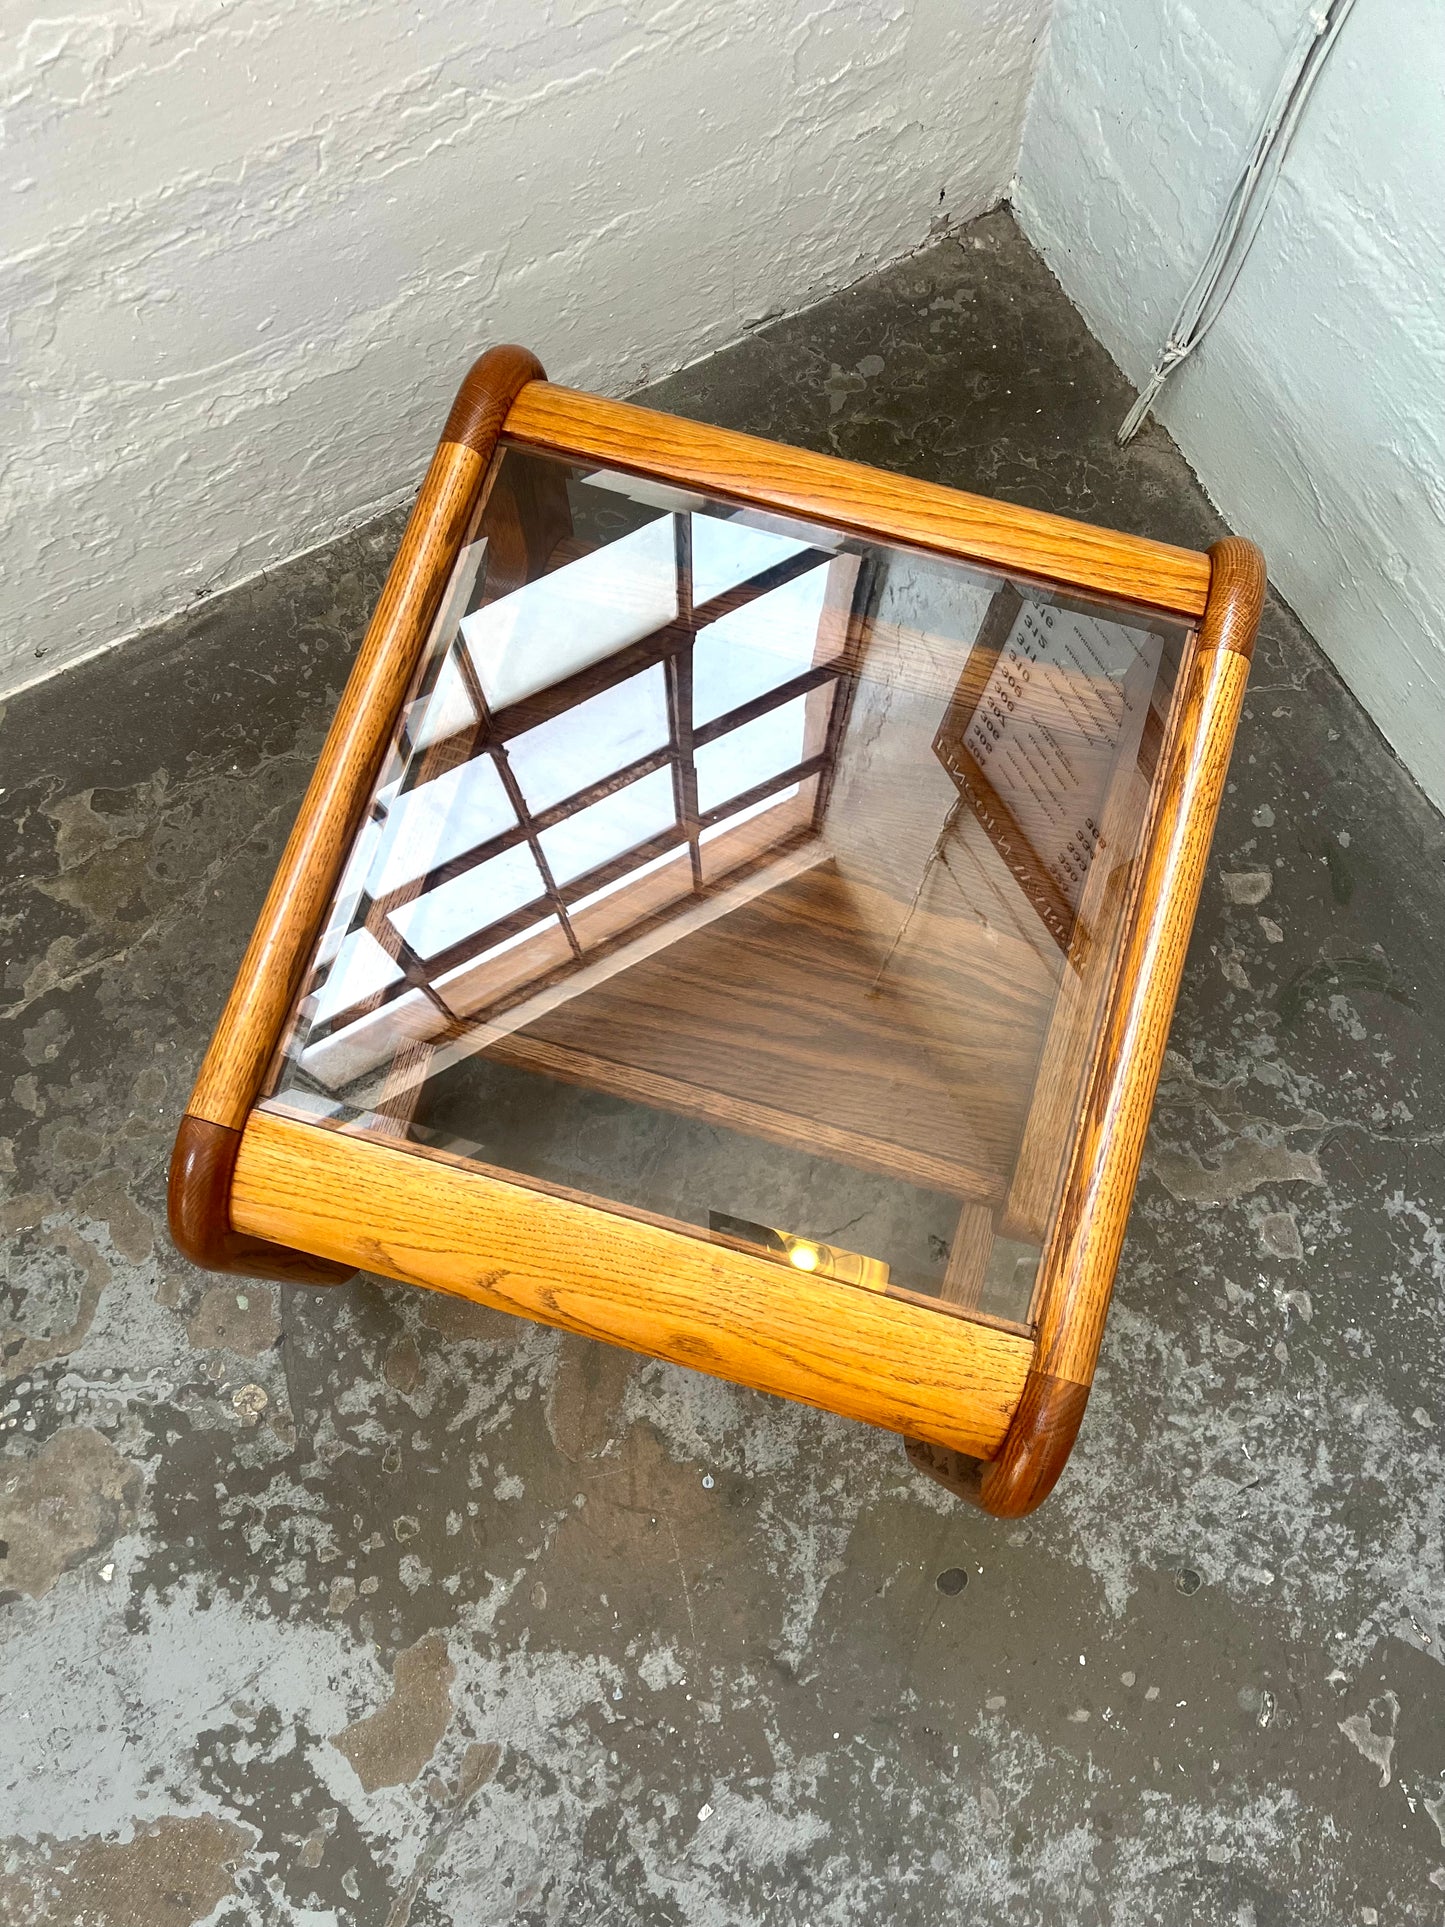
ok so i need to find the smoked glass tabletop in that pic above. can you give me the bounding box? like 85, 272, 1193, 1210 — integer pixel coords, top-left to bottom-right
263, 445, 1192, 1328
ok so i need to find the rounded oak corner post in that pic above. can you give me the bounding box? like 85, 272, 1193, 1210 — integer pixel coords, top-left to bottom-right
169, 1113, 355, 1286
169, 345, 547, 1285
909, 531, 1266, 1517
443, 343, 549, 457
1201, 536, 1267, 660
905, 1372, 1091, 1517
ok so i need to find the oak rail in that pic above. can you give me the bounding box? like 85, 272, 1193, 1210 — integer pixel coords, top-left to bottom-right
232, 1108, 1032, 1461
503, 384, 1212, 621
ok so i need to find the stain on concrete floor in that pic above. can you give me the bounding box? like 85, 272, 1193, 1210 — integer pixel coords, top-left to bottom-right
2, 209, 1443, 1924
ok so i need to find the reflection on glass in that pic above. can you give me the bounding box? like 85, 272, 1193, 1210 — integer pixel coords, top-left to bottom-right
310, 927, 402, 1027
538, 765, 677, 887
369, 757, 516, 896
266, 448, 1190, 1326
461, 516, 678, 710
692, 563, 833, 725
390, 842, 545, 961
507, 666, 670, 813
691, 516, 816, 603
694, 693, 812, 815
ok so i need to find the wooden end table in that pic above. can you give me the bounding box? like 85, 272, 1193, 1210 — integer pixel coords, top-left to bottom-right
169, 345, 1263, 1516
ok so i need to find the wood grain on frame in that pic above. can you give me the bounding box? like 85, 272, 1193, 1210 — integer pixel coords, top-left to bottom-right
939, 1203, 995, 1311
231, 1107, 1033, 1459
170, 345, 546, 1279
1033, 541, 1264, 1391
503, 385, 1213, 619
909, 536, 1265, 1516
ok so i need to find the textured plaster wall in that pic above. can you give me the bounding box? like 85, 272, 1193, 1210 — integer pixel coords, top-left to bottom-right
1, 0, 1049, 696
1015, 0, 1445, 815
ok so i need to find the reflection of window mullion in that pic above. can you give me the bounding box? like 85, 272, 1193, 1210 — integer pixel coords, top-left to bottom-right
670, 651, 703, 892
449, 628, 583, 957
692, 545, 828, 622
313, 904, 457, 1043
313, 880, 563, 1041
670, 512, 704, 891
455, 632, 683, 757
339, 632, 520, 1035
371, 799, 681, 994
387, 887, 558, 991
674, 509, 694, 628
370, 745, 682, 926
411, 634, 495, 792
396, 616, 475, 769
692, 664, 840, 747
696, 753, 829, 831
557, 828, 689, 911
489, 741, 584, 963
367, 819, 531, 922
415, 546, 832, 769
527, 748, 675, 836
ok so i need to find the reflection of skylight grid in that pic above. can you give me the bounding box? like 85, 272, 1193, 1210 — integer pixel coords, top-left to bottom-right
326, 798, 389, 927
313, 488, 853, 1057
461, 517, 678, 711
539, 766, 678, 886
368, 755, 516, 896
699, 785, 802, 844
692, 565, 831, 727
690, 514, 813, 605
568, 844, 686, 917
694, 694, 811, 815
506, 666, 670, 813
408, 642, 479, 753
312, 928, 403, 1026
390, 843, 546, 959
433, 918, 563, 995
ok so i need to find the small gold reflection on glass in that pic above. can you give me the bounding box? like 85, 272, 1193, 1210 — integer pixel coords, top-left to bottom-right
708, 1214, 889, 1291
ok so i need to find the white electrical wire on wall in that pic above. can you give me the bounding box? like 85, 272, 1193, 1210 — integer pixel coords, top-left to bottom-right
1117, 0, 1359, 445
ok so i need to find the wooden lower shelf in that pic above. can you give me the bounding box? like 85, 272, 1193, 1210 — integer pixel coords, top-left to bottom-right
483, 860, 1055, 1206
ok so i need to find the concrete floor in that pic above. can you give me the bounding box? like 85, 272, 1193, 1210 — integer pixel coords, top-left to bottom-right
3, 209, 1444, 1925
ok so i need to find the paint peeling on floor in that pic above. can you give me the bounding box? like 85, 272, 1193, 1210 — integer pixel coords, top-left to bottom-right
1, 209, 1443, 1925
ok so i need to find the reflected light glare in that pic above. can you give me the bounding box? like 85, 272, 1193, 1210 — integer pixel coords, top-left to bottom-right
788, 1243, 821, 1272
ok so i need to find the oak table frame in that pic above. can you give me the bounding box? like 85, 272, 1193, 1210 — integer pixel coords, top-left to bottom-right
169, 344, 1264, 1517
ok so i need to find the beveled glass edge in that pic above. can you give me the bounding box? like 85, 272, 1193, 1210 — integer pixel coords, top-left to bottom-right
497, 433, 1208, 633
261, 444, 1202, 1334
255, 1098, 1038, 1339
